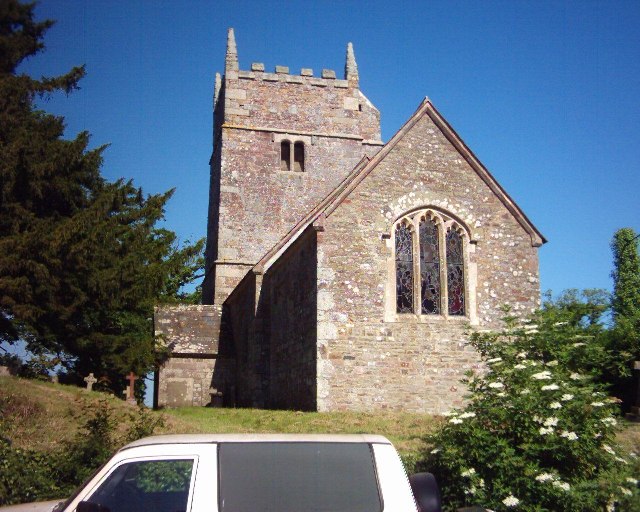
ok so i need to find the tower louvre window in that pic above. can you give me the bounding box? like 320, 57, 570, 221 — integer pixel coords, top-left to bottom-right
294, 142, 305, 172
280, 141, 291, 171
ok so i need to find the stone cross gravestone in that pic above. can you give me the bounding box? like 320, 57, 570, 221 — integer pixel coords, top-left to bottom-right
84, 372, 97, 391
124, 372, 138, 405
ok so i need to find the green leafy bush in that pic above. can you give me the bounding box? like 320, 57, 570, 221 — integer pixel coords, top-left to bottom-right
0, 399, 163, 506
421, 318, 639, 511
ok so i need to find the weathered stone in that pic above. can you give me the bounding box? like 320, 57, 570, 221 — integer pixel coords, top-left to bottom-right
155, 29, 543, 414
251, 62, 264, 72
84, 372, 97, 391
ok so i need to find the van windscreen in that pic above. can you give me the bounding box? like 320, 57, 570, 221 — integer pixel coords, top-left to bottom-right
218, 442, 382, 512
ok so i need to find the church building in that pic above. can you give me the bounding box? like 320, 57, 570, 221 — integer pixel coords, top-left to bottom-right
153, 29, 545, 413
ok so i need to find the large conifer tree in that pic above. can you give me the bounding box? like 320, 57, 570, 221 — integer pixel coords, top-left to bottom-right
0, 1, 203, 390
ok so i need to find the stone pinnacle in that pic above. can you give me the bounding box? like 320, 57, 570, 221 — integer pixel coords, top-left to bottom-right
345, 42, 359, 84
226, 27, 238, 72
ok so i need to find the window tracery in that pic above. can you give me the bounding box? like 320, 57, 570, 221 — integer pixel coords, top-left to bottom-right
393, 209, 468, 317
419, 216, 440, 314
446, 228, 465, 316
395, 222, 414, 313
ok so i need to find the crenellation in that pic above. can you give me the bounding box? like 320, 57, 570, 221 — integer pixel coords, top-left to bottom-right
251, 62, 264, 72
275, 65, 289, 74
322, 69, 336, 79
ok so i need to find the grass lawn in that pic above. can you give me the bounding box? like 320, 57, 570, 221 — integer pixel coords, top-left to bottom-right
1, 375, 638, 466
163, 406, 439, 459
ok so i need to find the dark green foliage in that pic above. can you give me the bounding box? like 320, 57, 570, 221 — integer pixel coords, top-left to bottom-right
611, 228, 640, 328
0, 1, 204, 391
609, 228, 640, 408
0, 436, 62, 505
0, 399, 164, 506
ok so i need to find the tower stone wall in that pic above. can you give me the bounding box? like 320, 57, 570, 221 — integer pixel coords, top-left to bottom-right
202, 29, 383, 305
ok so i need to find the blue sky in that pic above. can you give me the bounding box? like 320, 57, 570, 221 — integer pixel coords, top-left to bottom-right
22, 0, 640, 297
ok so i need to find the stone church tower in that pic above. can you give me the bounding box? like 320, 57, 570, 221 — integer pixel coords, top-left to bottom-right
154, 29, 545, 411
202, 29, 383, 305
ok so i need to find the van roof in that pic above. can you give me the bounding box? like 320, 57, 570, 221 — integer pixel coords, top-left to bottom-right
121, 433, 392, 451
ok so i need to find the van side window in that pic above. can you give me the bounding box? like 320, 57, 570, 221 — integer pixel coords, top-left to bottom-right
218, 442, 382, 512
86, 459, 194, 512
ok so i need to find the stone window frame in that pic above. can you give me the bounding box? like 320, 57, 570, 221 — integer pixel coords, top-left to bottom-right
273, 133, 311, 173
385, 207, 477, 324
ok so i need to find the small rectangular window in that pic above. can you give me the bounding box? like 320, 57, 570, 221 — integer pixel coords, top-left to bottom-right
280, 141, 291, 171
218, 442, 382, 512
293, 141, 305, 172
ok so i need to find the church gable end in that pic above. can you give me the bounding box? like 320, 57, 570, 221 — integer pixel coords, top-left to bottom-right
313, 101, 543, 413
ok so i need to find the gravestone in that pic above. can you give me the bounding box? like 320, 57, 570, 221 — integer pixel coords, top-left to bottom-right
0, 366, 10, 377
124, 372, 138, 405
84, 373, 97, 391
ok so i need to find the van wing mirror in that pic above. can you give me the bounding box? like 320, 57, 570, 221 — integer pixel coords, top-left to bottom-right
409, 472, 442, 512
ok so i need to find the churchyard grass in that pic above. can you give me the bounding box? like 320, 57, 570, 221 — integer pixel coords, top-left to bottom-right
1, 375, 637, 468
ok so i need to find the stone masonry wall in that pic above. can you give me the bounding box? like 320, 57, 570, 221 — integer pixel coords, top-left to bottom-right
154, 305, 220, 407
316, 112, 540, 413
207, 63, 383, 305
264, 230, 318, 410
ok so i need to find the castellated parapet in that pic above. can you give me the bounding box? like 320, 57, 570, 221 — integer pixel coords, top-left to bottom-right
203, 28, 383, 305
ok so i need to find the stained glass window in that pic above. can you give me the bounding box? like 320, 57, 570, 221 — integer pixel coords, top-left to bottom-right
419, 218, 440, 314
446, 229, 465, 316
395, 223, 414, 313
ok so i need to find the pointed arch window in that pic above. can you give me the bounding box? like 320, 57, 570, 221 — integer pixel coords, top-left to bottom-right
395, 222, 414, 313
446, 229, 465, 316
394, 209, 467, 317
419, 217, 440, 314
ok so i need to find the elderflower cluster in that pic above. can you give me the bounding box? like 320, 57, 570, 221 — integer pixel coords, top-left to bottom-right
502, 495, 520, 507
531, 371, 552, 380
535, 472, 570, 491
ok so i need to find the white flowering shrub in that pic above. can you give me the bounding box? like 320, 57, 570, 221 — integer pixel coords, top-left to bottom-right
422, 318, 639, 511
